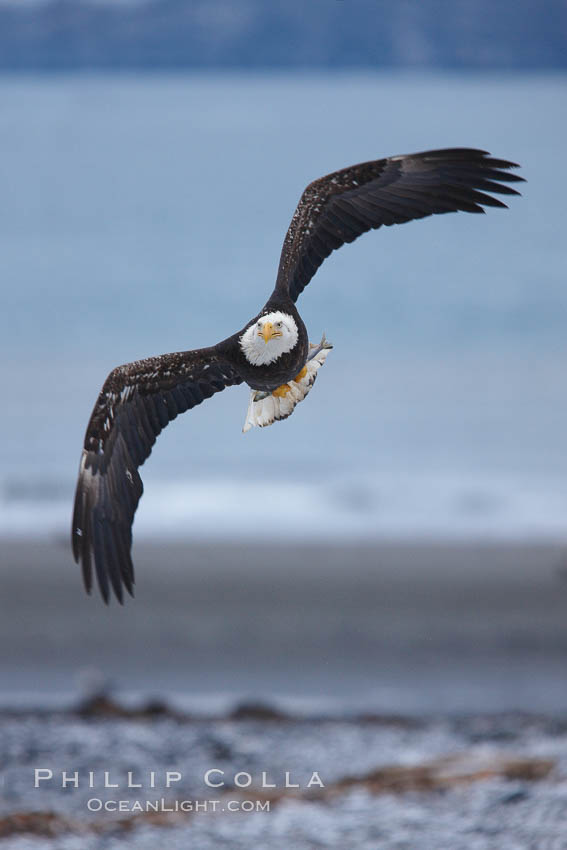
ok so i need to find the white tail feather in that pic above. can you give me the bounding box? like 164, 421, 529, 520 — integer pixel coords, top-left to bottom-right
242, 335, 332, 432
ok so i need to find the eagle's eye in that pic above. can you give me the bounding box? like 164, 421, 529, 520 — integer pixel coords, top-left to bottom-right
275, 321, 283, 329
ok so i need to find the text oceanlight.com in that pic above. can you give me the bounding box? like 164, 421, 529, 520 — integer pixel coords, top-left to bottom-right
86, 798, 271, 813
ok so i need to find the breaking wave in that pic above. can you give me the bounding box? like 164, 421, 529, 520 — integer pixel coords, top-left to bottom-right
2, 471, 567, 541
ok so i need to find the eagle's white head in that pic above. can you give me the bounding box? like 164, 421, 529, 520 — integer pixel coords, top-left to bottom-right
240, 311, 299, 366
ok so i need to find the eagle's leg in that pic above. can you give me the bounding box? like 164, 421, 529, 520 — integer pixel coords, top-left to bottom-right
272, 383, 292, 398
242, 334, 333, 433
306, 332, 333, 361
268, 364, 310, 399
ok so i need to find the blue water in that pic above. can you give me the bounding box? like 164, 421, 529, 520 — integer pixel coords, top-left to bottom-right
1, 72, 566, 539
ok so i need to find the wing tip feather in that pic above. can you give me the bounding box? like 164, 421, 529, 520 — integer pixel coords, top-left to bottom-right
72, 350, 240, 604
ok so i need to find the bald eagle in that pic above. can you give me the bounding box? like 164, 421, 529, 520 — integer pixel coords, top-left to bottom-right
72, 148, 523, 603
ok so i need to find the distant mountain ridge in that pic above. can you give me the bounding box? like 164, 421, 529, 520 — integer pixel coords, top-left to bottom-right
0, 0, 564, 70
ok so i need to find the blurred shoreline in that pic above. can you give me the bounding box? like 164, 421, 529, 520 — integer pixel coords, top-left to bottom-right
2, 538, 567, 714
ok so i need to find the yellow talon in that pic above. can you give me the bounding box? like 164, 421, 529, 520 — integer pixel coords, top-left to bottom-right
294, 366, 308, 383
272, 384, 291, 398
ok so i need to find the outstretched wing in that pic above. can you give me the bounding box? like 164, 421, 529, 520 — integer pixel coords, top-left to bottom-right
72, 347, 243, 604
274, 148, 524, 303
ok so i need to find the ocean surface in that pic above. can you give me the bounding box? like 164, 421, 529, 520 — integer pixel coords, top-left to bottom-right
0, 72, 566, 542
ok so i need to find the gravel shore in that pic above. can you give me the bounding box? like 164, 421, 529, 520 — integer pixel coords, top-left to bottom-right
2, 538, 567, 847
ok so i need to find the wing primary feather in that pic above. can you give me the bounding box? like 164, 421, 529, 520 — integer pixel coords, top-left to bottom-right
273, 147, 523, 302
164, 392, 179, 420
460, 178, 521, 195
103, 520, 126, 604
72, 348, 242, 602
71, 473, 85, 563
81, 542, 93, 595
101, 452, 135, 598
153, 394, 170, 428
91, 507, 110, 604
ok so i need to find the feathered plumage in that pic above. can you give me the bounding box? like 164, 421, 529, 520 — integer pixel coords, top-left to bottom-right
72, 148, 523, 602
72, 350, 242, 602
274, 148, 523, 302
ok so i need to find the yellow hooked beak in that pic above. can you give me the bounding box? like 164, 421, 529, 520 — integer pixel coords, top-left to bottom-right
262, 322, 274, 343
